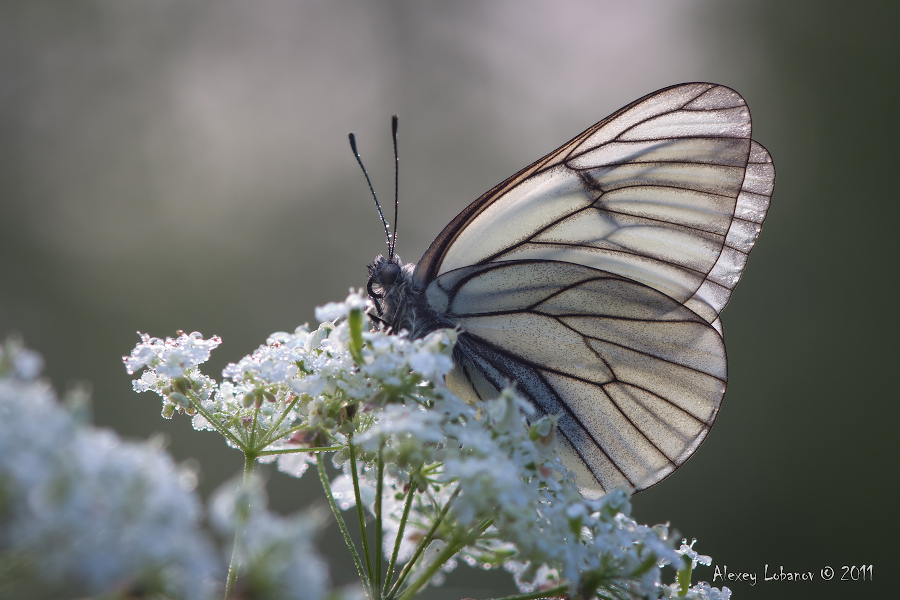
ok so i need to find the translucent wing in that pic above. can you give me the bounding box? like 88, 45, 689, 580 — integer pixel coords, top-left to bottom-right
414, 83, 775, 335
429, 260, 726, 498
413, 83, 774, 496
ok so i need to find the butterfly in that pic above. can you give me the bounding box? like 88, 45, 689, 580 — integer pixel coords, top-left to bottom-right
363, 83, 774, 499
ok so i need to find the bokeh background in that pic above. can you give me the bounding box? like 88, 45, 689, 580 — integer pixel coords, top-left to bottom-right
1, 1, 896, 598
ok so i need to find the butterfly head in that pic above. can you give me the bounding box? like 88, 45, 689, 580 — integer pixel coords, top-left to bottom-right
366, 253, 407, 319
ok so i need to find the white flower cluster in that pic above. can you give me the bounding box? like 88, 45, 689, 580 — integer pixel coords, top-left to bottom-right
666, 540, 731, 600
125, 290, 457, 480
0, 338, 220, 599
3, 338, 356, 600
337, 388, 696, 598
122, 291, 732, 599
126, 331, 221, 419
675, 581, 733, 600
124, 330, 223, 379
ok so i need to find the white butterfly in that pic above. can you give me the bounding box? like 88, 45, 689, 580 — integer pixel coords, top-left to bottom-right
365, 83, 774, 499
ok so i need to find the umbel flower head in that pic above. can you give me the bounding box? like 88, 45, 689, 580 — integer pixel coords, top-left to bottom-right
1, 337, 353, 600
0, 337, 220, 599
122, 290, 732, 599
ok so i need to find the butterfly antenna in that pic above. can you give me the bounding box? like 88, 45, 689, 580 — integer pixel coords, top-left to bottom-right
348, 132, 391, 253
390, 115, 399, 261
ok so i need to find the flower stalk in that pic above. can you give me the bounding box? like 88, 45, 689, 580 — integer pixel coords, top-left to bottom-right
224, 452, 257, 599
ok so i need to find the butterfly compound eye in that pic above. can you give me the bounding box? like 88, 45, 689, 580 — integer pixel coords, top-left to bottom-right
380, 262, 400, 287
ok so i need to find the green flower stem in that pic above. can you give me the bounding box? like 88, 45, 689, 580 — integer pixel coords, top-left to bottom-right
263, 421, 308, 441
406, 519, 494, 600
676, 555, 693, 595
349, 439, 375, 595
248, 403, 261, 448
487, 584, 570, 600
393, 507, 492, 600
374, 447, 385, 596
257, 445, 343, 456
316, 453, 369, 593
386, 487, 460, 600
393, 536, 459, 600
250, 394, 302, 450
224, 452, 256, 599
186, 391, 244, 449
382, 471, 418, 596
348, 308, 365, 364
397, 519, 496, 600
265, 394, 300, 434
469, 517, 493, 537
437, 517, 492, 564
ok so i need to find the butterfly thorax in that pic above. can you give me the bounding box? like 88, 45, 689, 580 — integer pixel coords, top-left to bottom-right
367, 254, 445, 339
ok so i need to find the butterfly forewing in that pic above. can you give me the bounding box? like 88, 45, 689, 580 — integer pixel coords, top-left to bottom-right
686, 140, 774, 332
392, 83, 773, 496
414, 84, 772, 323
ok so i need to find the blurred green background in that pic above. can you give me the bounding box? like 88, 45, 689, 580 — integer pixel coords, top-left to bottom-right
1, 1, 896, 598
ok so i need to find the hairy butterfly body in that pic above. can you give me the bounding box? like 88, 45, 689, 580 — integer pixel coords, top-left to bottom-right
367, 83, 774, 498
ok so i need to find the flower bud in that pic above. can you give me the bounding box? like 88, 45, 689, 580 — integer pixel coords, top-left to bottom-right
172, 377, 191, 394
169, 392, 190, 408
242, 390, 259, 408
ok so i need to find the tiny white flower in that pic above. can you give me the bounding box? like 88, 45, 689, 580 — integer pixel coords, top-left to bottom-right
329, 474, 357, 510
276, 451, 317, 478
679, 538, 713, 569
314, 290, 367, 322
123, 334, 157, 374
12, 347, 44, 380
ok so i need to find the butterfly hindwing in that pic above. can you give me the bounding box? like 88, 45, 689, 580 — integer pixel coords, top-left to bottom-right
428, 260, 726, 497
